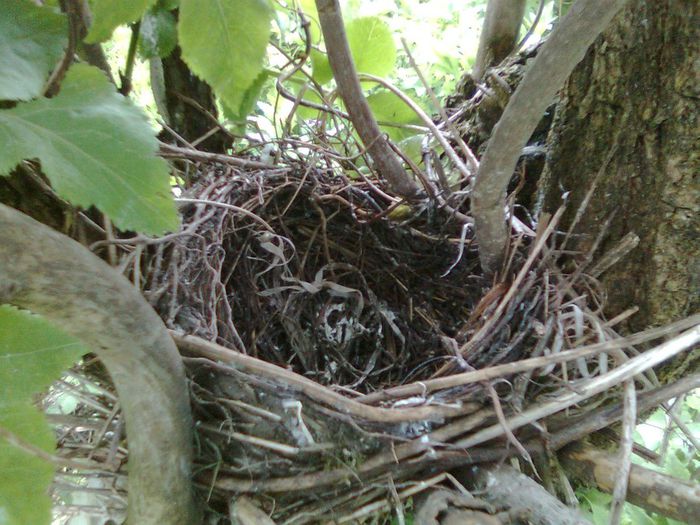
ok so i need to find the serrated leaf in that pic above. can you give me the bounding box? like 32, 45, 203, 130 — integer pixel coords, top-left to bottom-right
0, 64, 179, 234
0, 406, 55, 525
139, 7, 178, 59
312, 16, 396, 85
179, 0, 273, 113
366, 89, 422, 141
0, 1, 66, 101
0, 305, 87, 525
86, 0, 158, 43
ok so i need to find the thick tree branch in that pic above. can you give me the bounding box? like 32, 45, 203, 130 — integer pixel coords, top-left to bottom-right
561, 445, 700, 523
0, 205, 198, 525
315, 0, 420, 199
472, 0, 630, 274
472, 0, 527, 81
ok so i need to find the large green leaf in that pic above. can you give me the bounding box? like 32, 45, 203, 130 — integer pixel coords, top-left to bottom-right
0, 1, 66, 101
138, 6, 178, 59
86, 0, 158, 43
0, 64, 179, 234
0, 305, 87, 525
179, 0, 273, 113
312, 16, 396, 85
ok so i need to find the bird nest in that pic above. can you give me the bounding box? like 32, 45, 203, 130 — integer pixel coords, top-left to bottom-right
46, 156, 695, 524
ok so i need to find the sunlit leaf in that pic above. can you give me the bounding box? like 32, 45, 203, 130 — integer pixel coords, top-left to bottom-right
366, 89, 422, 141
86, 0, 158, 43
0, 305, 87, 525
179, 0, 273, 113
312, 16, 396, 85
347, 17, 396, 78
139, 6, 178, 59
0, 64, 179, 234
0, 0, 66, 101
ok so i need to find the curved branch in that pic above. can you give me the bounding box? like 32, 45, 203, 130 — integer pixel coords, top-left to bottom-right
472, 0, 630, 274
0, 205, 198, 525
315, 0, 420, 199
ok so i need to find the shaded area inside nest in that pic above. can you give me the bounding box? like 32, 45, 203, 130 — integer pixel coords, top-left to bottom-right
145, 164, 535, 393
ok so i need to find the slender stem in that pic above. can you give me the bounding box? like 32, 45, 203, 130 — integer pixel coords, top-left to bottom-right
119, 21, 141, 96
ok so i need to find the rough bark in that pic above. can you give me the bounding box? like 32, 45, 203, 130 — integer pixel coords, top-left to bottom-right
156, 46, 228, 153
540, 0, 699, 332
467, 465, 590, 525
0, 205, 198, 524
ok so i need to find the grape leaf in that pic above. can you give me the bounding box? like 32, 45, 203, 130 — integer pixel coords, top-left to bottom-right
86, 0, 158, 43
179, 0, 273, 113
0, 64, 179, 234
312, 16, 396, 85
0, 1, 66, 101
0, 305, 87, 525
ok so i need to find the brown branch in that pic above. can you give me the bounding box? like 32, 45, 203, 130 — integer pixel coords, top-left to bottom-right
561, 445, 700, 524
472, 0, 527, 81
314, 0, 420, 199
43, 0, 81, 97
472, 0, 630, 274
0, 205, 198, 525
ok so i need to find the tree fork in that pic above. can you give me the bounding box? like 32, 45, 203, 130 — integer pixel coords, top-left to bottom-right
472, 0, 630, 274
0, 205, 198, 525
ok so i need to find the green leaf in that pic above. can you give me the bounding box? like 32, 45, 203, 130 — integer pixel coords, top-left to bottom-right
179, 0, 273, 113
0, 306, 87, 400
0, 1, 66, 101
366, 89, 422, 141
310, 48, 334, 86
86, 0, 158, 43
0, 305, 87, 525
225, 70, 271, 123
0, 64, 179, 234
396, 135, 425, 167
347, 17, 396, 78
139, 6, 178, 59
312, 16, 396, 85
0, 406, 55, 525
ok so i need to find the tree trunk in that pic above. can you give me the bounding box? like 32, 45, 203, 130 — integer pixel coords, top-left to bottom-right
540, 0, 699, 334
156, 46, 228, 153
